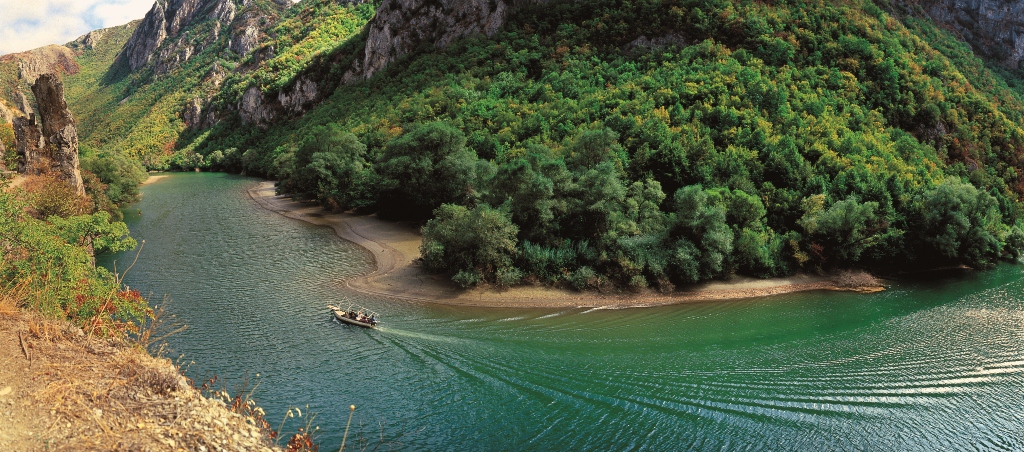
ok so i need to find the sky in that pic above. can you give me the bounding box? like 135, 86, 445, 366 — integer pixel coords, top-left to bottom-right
0, 0, 155, 55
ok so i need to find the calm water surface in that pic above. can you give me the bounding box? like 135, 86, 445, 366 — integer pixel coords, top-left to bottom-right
102, 173, 1024, 450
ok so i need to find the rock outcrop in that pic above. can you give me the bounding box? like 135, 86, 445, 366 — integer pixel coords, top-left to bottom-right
123, 0, 260, 72
909, 0, 1024, 69
239, 85, 274, 127
229, 9, 264, 56
13, 115, 42, 175
75, 30, 106, 50
13, 92, 33, 117
278, 77, 318, 114
344, 0, 544, 81
15, 74, 85, 195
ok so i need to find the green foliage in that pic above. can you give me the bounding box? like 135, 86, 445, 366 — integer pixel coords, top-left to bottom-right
798, 195, 883, 266
278, 124, 370, 209
0, 122, 14, 169
193, 0, 1024, 288
376, 122, 480, 220
667, 185, 734, 283
420, 203, 520, 287
81, 151, 148, 206
911, 178, 1010, 268
0, 187, 148, 338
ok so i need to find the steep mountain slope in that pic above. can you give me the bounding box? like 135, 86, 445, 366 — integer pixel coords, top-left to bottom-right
4, 0, 1024, 289
196, 0, 1024, 285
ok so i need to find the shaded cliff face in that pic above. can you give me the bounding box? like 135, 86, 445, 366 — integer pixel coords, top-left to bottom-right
346, 0, 544, 81
911, 0, 1024, 69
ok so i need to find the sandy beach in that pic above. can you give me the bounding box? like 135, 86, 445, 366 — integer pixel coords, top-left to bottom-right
141, 173, 169, 186
248, 181, 885, 308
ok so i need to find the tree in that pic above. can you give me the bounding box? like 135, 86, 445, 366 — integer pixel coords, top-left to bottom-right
50, 211, 137, 256
284, 124, 368, 208
420, 204, 520, 287
666, 185, 734, 283
798, 195, 882, 266
80, 151, 148, 206
376, 121, 479, 220
912, 178, 1008, 268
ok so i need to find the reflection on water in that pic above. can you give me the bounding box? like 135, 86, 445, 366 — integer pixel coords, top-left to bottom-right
102, 173, 1024, 450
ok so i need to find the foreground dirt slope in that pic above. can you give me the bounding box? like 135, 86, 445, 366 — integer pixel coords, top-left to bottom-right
0, 312, 281, 452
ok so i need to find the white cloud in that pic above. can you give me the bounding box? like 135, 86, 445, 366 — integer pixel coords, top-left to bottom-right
0, 0, 154, 55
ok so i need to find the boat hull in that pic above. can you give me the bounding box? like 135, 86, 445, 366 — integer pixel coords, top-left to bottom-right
328, 305, 376, 328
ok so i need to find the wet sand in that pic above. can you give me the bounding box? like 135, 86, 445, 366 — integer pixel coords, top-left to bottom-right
248, 181, 884, 308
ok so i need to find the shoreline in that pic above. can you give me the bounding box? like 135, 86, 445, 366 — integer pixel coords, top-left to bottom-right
142, 173, 169, 186
247, 181, 885, 308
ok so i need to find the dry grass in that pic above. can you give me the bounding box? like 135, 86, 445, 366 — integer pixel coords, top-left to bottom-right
0, 279, 29, 317
0, 313, 280, 452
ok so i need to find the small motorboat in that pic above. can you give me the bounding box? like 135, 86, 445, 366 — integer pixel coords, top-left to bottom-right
327, 305, 378, 328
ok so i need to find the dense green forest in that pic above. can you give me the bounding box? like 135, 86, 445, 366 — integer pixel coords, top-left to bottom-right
22, 0, 1024, 291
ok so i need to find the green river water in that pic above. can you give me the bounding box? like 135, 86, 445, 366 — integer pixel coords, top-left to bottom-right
101, 172, 1024, 450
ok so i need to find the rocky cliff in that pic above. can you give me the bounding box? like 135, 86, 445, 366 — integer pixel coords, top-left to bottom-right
345, 0, 544, 81
0, 44, 82, 129
909, 0, 1024, 69
239, 0, 542, 125
13, 115, 42, 175
122, 0, 284, 74
15, 74, 85, 195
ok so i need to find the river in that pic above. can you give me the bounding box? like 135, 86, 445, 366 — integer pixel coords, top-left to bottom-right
101, 172, 1024, 450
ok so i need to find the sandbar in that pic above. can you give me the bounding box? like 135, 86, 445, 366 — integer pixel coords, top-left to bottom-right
248, 181, 885, 308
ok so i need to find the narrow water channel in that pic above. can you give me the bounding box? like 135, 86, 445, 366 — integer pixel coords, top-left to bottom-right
102, 172, 1024, 450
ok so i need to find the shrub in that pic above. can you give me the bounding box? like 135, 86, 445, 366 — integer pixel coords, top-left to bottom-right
20, 176, 93, 219
420, 203, 519, 287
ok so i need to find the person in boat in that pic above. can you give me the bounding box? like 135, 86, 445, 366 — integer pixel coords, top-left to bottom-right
369, 315, 377, 325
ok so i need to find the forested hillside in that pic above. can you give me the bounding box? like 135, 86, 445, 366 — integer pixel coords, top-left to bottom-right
6, 0, 1024, 291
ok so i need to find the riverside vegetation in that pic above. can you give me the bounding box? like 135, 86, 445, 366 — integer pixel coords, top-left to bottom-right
0, 174, 269, 450
5, 0, 1024, 293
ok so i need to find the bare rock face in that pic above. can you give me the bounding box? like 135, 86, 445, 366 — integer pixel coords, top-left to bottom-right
210, 0, 237, 24
13, 115, 42, 175
73, 30, 107, 50
124, 0, 170, 71
229, 18, 262, 56
345, 0, 544, 81
13, 91, 33, 117
239, 85, 273, 127
912, 0, 1024, 69
124, 0, 248, 72
154, 36, 195, 75
17, 74, 85, 195
278, 77, 318, 114
183, 98, 204, 129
